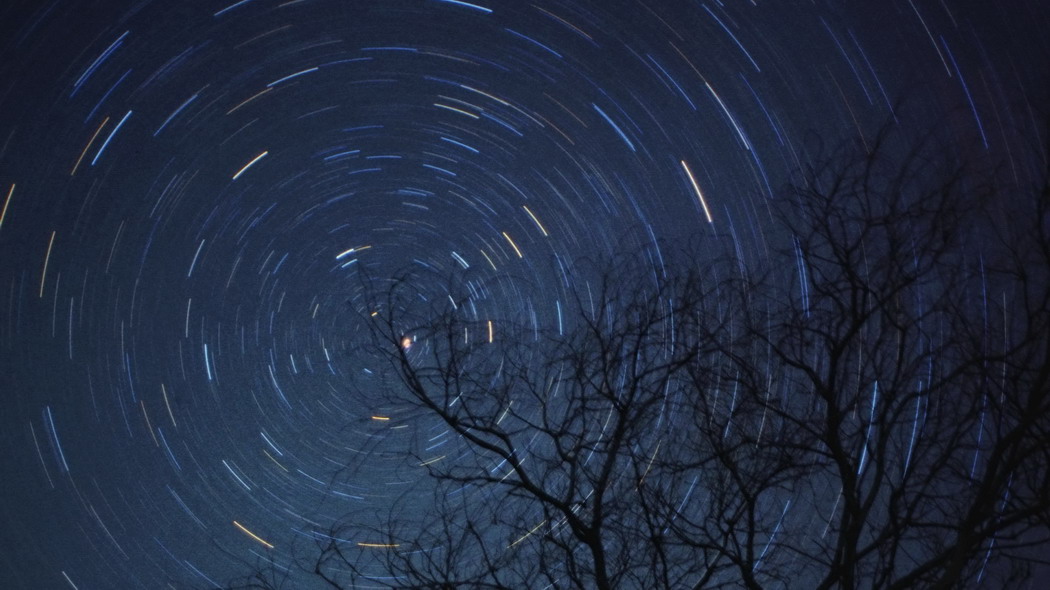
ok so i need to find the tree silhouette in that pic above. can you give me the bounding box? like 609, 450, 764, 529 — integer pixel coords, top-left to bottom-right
222, 124, 1050, 589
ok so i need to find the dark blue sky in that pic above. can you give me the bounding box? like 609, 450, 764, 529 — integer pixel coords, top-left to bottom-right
0, 0, 1046, 587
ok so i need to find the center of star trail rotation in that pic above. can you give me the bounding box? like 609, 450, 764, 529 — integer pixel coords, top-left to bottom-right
0, 0, 1047, 588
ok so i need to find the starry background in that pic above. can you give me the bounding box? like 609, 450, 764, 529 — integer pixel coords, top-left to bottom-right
0, 0, 1047, 588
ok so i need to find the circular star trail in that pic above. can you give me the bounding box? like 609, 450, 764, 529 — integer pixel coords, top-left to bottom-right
0, 0, 1046, 588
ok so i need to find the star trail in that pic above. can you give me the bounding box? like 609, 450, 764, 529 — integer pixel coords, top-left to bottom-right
0, 0, 1047, 588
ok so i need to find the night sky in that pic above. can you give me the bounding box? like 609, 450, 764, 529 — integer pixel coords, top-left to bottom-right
0, 0, 1047, 588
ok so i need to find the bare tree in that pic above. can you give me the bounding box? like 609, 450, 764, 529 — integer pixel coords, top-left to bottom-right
221, 124, 1050, 589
